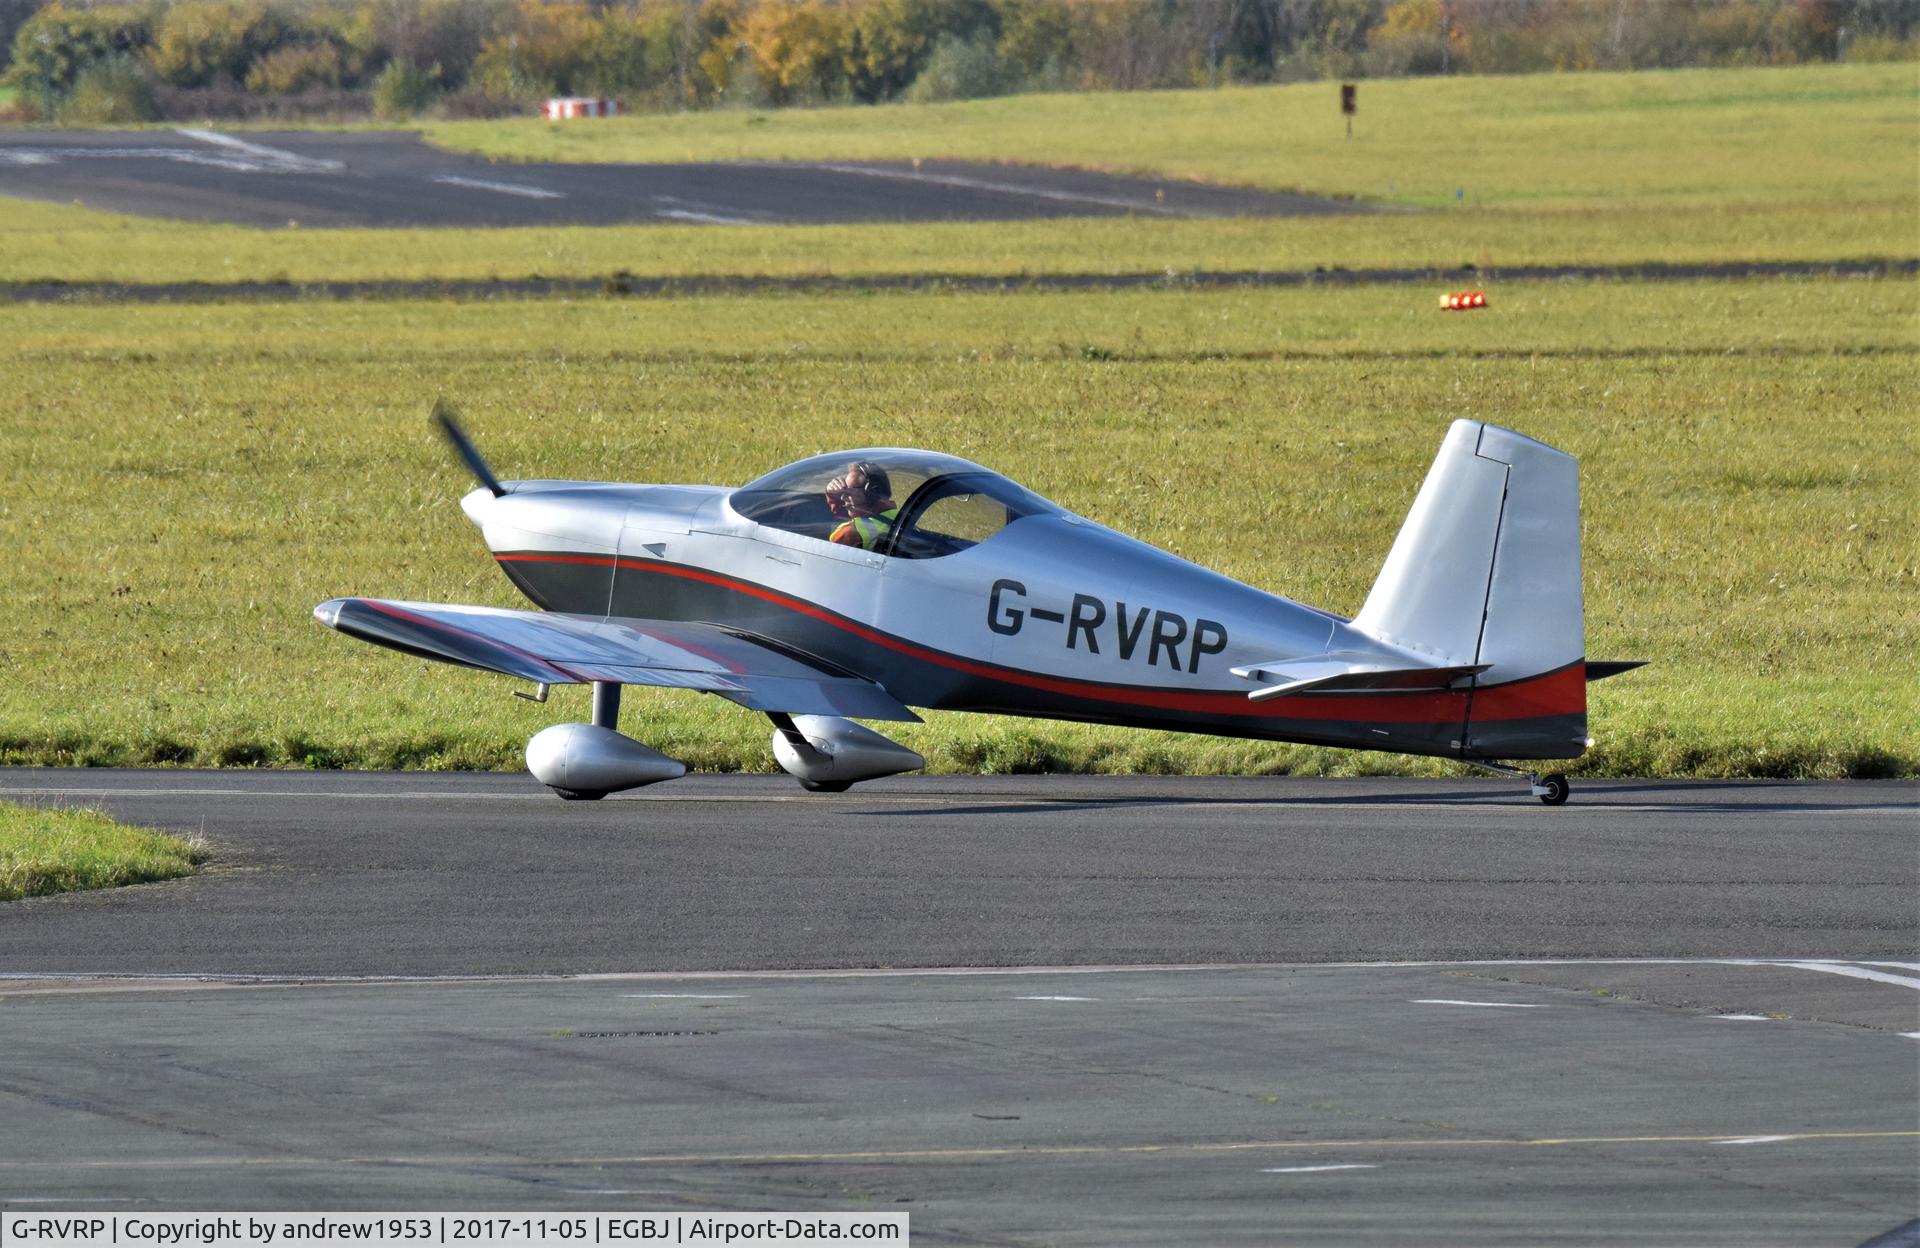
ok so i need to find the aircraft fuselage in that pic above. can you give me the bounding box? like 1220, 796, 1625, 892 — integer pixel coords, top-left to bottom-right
464, 480, 1587, 761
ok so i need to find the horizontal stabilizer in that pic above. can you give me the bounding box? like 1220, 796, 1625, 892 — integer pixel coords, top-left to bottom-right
1231, 654, 1490, 702
1585, 660, 1648, 682
314, 597, 920, 722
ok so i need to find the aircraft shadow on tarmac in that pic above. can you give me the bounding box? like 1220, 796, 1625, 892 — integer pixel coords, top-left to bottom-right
847, 780, 1910, 820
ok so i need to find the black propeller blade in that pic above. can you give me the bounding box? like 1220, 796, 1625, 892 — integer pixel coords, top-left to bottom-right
431, 399, 505, 497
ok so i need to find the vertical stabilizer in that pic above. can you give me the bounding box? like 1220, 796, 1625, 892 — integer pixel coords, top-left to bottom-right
1353, 420, 1587, 757
1353, 421, 1508, 667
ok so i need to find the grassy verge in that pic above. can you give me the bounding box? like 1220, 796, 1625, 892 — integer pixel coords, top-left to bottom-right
1, 277, 1912, 778
0, 801, 201, 900
1, 195, 1910, 286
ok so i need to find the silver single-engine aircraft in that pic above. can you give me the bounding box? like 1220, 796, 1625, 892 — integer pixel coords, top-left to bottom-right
316, 411, 1641, 805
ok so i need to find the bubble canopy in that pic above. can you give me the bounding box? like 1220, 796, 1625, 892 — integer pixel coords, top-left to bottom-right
729, 448, 1060, 559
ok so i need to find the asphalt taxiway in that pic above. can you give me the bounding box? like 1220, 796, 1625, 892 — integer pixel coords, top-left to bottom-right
0, 129, 1358, 227
0, 771, 1911, 976
3, 962, 1916, 1242
0, 771, 1914, 1241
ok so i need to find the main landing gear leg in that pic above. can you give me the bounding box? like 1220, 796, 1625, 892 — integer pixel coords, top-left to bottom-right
592, 681, 622, 731
1467, 760, 1571, 806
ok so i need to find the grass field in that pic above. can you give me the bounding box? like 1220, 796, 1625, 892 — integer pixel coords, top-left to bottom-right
2, 277, 1912, 778
0, 801, 201, 900
430, 64, 1918, 210
0, 63, 1911, 285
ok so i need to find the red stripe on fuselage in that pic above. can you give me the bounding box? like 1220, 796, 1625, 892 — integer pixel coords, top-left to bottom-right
493, 553, 1584, 724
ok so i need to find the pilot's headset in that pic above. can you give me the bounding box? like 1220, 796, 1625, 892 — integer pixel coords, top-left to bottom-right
850, 461, 892, 504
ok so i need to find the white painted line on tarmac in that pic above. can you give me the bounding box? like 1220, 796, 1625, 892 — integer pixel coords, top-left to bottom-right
1773, 961, 1920, 991
1704, 958, 1920, 992
655, 208, 755, 225
622, 993, 744, 999
0, 146, 263, 172
1716, 1135, 1799, 1145
1711, 1014, 1774, 1021
1901, 1032, 1920, 1040
1414, 999, 1547, 1009
6, 958, 1918, 993
431, 175, 564, 200
793, 161, 1192, 217
24, 1130, 1910, 1172
652, 196, 764, 225
1016, 995, 1097, 1002
175, 128, 342, 172
1262, 1164, 1378, 1173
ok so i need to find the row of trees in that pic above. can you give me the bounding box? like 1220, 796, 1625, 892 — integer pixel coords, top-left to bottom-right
3, 0, 1915, 122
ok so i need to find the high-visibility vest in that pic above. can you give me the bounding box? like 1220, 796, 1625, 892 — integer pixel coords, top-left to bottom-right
834, 507, 899, 550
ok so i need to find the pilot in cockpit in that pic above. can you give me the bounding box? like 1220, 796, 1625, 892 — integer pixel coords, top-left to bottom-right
824, 461, 900, 549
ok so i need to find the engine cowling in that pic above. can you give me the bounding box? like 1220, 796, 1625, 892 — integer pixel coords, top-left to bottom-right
526, 723, 686, 799
771, 715, 924, 791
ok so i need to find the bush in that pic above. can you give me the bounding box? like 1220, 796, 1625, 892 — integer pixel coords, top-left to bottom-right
59, 53, 157, 122
151, 81, 369, 121
4, 3, 153, 99
997, 0, 1073, 85
245, 42, 344, 94
344, 0, 498, 91
1366, 31, 1450, 77
434, 87, 525, 119
370, 56, 438, 118
146, 0, 259, 89
846, 0, 996, 103
1846, 34, 1920, 62
467, 0, 599, 100
906, 30, 1007, 102
738, 0, 846, 105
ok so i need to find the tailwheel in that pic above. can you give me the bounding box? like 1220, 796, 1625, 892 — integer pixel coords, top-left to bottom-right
1465, 759, 1573, 806
1533, 773, 1570, 806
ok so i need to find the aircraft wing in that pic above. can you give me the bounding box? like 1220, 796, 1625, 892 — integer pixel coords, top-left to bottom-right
313, 597, 920, 722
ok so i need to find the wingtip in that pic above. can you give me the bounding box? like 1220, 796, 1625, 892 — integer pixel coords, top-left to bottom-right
314, 599, 346, 629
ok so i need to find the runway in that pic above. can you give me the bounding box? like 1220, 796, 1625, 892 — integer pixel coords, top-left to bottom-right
0, 129, 1359, 227
1, 770, 1914, 1239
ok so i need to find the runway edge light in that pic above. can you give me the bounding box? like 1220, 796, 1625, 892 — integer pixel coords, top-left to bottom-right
1439, 290, 1488, 311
